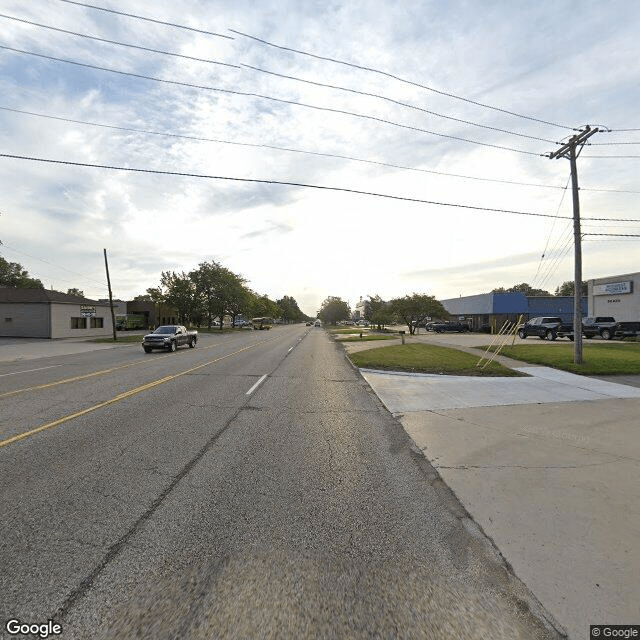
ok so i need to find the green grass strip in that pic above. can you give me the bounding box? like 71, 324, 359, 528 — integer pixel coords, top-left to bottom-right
350, 343, 522, 376
488, 343, 640, 375
337, 335, 399, 342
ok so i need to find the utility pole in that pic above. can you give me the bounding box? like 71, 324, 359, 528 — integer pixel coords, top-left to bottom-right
103, 248, 117, 342
548, 126, 599, 364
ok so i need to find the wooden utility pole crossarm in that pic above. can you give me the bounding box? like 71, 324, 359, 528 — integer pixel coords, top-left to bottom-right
548, 126, 599, 365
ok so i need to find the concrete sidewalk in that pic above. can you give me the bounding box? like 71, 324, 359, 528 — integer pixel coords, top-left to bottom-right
357, 360, 640, 639
0, 335, 139, 363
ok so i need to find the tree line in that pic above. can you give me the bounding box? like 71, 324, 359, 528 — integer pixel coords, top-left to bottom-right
138, 261, 307, 328
317, 293, 449, 335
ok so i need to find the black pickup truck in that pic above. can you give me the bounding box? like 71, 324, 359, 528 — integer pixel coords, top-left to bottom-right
517, 316, 574, 341
428, 321, 470, 333
142, 325, 197, 352
582, 317, 640, 340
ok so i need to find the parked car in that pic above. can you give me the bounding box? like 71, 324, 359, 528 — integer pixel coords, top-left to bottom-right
582, 317, 640, 340
430, 322, 470, 333
142, 325, 197, 352
517, 317, 573, 341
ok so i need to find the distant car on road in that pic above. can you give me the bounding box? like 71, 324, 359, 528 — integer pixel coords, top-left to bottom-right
142, 325, 197, 352
314, 320, 321, 327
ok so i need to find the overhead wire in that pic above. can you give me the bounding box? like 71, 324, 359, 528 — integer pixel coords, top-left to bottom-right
1, 11, 560, 145
229, 29, 575, 131
0, 105, 584, 191
581, 154, 640, 158
0, 45, 545, 156
535, 228, 575, 292
0, 242, 109, 288
583, 233, 640, 238
534, 223, 573, 289
0, 152, 594, 221
242, 63, 558, 144
0, 13, 239, 68
2, 153, 639, 223
532, 173, 571, 283
45, 1, 581, 132
55, 0, 233, 39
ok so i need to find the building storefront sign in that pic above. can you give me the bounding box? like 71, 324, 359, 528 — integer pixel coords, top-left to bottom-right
593, 281, 632, 296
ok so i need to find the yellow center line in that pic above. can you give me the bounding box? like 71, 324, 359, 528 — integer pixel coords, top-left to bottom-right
0, 339, 230, 399
0, 337, 277, 449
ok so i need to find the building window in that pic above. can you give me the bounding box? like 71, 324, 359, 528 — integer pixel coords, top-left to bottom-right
90, 317, 104, 328
71, 317, 86, 329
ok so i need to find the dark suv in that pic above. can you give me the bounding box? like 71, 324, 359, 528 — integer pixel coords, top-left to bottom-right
582, 317, 617, 339
518, 317, 564, 341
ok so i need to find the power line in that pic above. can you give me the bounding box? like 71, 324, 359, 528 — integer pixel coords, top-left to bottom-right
0, 242, 108, 287
0, 105, 577, 191
0, 45, 544, 157
582, 155, 640, 158
3, 152, 639, 223
535, 229, 575, 292
532, 174, 571, 283
4, 104, 639, 193
229, 29, 575, 131
0, 152, 587, 220
583, 233, 640, 237
55, 0, 233, 39
242, 63, 558, 144
580, 186, 640, 194
2, 11, 558, 145
534, 223, 573, 290
0, 12, 239, 68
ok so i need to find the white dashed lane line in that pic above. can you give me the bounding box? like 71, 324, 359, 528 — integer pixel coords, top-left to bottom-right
0, 365, 63, 377
246, 374, 268, 396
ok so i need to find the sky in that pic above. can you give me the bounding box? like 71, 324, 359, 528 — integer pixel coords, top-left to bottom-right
1, 0, 639, 317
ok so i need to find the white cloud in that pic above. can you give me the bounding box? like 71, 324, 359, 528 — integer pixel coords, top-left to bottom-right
1, 0, 639, 315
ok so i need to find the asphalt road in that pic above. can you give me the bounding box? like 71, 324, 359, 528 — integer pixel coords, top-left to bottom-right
0, 326, 563, 639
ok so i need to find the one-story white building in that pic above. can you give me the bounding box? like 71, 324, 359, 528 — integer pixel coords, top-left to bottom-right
587, 272, 640, 321
0, 288, 114, 339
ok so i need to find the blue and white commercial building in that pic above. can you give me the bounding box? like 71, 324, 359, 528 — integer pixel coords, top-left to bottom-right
441, 292, 587, 332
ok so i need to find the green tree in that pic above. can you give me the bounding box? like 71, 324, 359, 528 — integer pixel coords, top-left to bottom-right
277, 295, 304, 324
225, 276, 251, 327
249, 292, 280, 320
365, 295, 393, 330
555, 280, 587, 296
132, 293, 153, 302
66, 288, 84, 297
317, 296, 350, 325
492, 283, 551, 296
390, 293, 448, 335
0, 256, 44, 289
160, 271, 196, 325
189, 261, 248, 329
